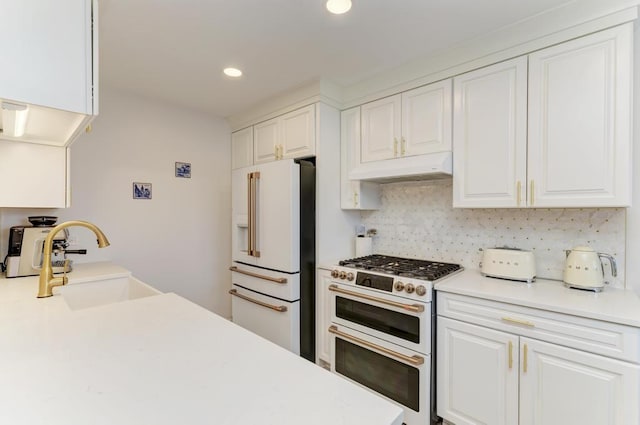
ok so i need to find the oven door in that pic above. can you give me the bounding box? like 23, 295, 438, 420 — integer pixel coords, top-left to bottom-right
329, 324, 429, 425
329, 281, 430, 354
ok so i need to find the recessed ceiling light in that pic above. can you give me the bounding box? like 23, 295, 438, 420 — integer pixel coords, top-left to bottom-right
326, 0, 351, 14
223, 67, 243, 78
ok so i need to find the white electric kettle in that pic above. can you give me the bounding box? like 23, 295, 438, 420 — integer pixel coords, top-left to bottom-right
563, 246, 617, 292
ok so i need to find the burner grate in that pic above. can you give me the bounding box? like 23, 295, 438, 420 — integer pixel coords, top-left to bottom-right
339, 254, 462, 281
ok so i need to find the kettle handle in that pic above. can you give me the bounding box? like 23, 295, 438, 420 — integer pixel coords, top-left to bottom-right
598, 253, 617, 278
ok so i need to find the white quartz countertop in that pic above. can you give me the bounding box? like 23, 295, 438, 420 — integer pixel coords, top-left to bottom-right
434, 269, 640, 328
0, 263, 402, 425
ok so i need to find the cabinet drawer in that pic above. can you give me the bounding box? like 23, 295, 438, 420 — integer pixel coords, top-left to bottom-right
437, 292, 640, 363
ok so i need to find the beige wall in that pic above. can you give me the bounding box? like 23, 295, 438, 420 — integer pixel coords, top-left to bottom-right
1, 87, 233, 316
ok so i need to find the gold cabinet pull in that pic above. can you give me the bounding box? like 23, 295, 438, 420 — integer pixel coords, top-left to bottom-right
278, 144, 284, 159
401, 137, 406, 155
329, 325, 424, 366
516, 181, 522, 207
393, 138, 398, 157
523, 343, 528, 373
329, 284, 424, 313
501, 317, 535, 327
229, 266, 287, 283
508, 340, 513, 369
229, 289, 288, 312
354, 192, 359, 207
530, 180, 535, 206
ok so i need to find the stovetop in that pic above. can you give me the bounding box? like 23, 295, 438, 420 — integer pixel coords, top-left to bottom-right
339, 254, 462, 281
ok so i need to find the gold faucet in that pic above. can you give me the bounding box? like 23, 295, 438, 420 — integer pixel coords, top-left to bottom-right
37, 220, 110, 298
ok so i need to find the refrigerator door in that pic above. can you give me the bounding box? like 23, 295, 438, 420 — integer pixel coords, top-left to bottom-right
232, 160, 300, 273
230, 284, 300, 355
231, 264, 300, 301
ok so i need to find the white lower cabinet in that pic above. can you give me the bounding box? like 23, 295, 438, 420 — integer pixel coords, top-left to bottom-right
316, 268, 332, 368
437, 292, 640, 425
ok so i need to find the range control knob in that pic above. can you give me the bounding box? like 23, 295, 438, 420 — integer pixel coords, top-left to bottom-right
331, 269, 339, 278
346, 272, 355, 281
416, 285, 427, 296
394, 281, 405, 292
339, 271, 347, 280
405, 283, 415, 294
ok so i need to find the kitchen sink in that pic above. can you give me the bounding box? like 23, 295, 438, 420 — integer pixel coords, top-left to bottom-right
59, 276, 161, 311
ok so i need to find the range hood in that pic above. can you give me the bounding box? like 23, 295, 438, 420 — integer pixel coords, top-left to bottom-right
0, 99, 94, 147
348, 151, 453, 183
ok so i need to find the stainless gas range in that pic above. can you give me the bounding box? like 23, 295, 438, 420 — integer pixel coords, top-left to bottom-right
327, 255, 462, 425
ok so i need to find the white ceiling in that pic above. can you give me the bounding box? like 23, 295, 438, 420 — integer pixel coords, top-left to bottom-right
99, 0, 580, 118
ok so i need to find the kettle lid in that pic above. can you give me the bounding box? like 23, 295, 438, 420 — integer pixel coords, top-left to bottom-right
571, 246, 595, 252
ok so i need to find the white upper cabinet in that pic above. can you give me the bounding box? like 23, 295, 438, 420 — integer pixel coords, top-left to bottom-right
0, 0, 97, 147
453, 57, 528, 208
360, 80, 452, 164
401, 80, 452, 156
361, 95, 401, 162
340, 107, 380, 210
253, 104, 316, 164
0, 142, 68, 208
231, 127, 254, 170
453, 24, 632, 208
527, 24, 632, 207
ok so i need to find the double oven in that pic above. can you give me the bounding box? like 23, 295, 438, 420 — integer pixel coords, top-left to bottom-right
327, 255, 462, 425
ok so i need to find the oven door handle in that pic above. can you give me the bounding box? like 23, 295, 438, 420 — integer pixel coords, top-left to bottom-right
329, 325, 424, 366
229, 289, 288, 312
230, 266, 288, 284
328, 284, 425, 313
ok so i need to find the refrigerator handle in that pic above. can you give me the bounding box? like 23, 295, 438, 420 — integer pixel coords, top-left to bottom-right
247, 172, 253, 256
251, 172, 261, 257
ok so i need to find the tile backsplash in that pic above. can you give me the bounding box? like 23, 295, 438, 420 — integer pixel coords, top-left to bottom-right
360, 180, 626, 289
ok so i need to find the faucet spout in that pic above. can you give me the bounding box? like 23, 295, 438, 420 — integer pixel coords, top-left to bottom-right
37, 220, 110, 298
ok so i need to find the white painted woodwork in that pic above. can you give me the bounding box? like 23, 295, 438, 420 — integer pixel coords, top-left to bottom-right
253, 118, 279, 164
437, 317, 519, 425
280, 104, 316, 160
452, 57, 528, 208
527, 24, 632, 207
0, 141, 67, 208
360, 95, 401, 162
0, 0, 97, 147
253, 105, 316, 164
519, 338, 640, 425
0, 0, 95, 114
340, 107, 380, 210
231, 127, 254, 169
401, 80, 452, 156
316, 268, 332, 367
437, 292, 640, 425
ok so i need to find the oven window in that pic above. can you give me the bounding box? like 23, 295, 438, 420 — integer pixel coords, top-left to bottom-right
335, 337, 420, 411
336, 296, 420, 343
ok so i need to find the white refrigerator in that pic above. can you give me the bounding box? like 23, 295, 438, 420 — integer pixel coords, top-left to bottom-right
230, 159, 315, 362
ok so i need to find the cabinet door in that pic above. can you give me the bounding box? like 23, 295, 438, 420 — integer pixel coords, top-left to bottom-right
527, 24, 632, 207
360, 95, 401, 163
437, 317, 519, 425
0, 0, 94, 114
520, 338, 640, 425
231, 127, 253, 169
316, 268, 333, 367
0, 142, 67, 208
253, 118, 279, 164
340, 107, 380, 210
401, 79, 452, 157
452, 57, 528, 208
281, 104, 315, 159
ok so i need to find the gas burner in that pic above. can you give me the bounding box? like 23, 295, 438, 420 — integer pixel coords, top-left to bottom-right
339, 254, 462, 282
